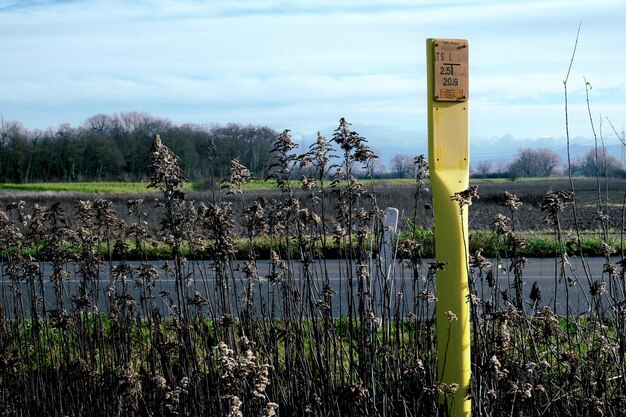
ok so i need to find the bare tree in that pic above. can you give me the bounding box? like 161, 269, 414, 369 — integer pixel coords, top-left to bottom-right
390, 154, 415, 178
1, 119, 32, 182
473, 160, 492, 177
508, 148, 561, 178
572, 148, 625, 177
207, 123, 277, 178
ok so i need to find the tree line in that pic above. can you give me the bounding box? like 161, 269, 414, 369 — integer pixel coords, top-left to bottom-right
0, 112, 278, 183
1, 111, 623, 183
471, 147, 626, 179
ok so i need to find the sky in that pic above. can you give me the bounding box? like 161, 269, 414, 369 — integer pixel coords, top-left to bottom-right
1, 0, 625, 168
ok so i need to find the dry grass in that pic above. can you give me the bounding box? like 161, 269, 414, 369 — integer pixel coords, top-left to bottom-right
0, 123, 625, 416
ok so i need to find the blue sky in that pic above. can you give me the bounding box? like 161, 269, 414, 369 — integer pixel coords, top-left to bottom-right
1, 0, 625, 167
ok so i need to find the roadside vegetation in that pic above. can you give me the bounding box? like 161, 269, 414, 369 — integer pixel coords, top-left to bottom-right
2, 177, 624, 260
1, 118, 625, 416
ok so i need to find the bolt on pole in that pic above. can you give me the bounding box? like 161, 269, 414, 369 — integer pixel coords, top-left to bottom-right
426, 38, 471, 417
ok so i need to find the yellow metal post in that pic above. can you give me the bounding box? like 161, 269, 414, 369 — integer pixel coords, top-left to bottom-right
426, 38, 471, 417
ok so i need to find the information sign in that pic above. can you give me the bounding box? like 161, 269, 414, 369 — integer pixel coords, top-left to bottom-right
433, 39, 469, 101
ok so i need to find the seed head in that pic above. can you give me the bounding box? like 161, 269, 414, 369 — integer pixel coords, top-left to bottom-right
451, 185, 479, 211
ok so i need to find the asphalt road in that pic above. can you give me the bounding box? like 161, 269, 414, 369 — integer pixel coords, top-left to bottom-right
1, 257, 621, 319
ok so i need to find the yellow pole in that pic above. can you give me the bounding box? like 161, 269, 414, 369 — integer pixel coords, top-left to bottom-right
426, 38, 471, 417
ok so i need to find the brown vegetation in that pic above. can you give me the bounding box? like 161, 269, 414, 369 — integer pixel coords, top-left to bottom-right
0, 121, 625, 416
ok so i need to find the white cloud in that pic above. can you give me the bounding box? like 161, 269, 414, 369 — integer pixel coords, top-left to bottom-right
0, 0, 625, 165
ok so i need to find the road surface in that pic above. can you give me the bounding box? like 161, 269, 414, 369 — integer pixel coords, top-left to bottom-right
1, 257, 621, 319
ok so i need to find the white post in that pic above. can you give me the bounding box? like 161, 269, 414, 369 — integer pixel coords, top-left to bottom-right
382, 207, 399, 280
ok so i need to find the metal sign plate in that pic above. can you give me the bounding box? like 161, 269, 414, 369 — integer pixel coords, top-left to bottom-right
433, 39, 469, 102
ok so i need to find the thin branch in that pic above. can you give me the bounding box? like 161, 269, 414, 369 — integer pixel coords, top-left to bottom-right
564, 22, 582, 181
563, 22, 581, 85
584, 77, 602, 211
563, 23, 593, 292
606, 116, 626, 147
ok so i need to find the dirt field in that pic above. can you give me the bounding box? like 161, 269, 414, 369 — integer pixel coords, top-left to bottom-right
466, 177, 626, 231
370, 177, 626, 231
1, 177, 624, 232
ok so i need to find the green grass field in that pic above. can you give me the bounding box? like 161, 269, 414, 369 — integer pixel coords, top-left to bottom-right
0, 181, 158, 194
0, 176, 594, 194
0, 180, 311, 193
